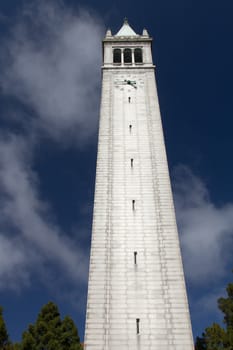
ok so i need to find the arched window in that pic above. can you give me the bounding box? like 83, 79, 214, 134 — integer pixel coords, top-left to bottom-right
124, 48, 132, 63
134, 48, 143, 63
113, 49, 121, 63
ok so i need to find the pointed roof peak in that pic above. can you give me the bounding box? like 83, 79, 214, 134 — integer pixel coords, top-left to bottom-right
115, 18, 138, 37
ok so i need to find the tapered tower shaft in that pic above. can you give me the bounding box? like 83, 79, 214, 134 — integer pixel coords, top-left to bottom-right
84, 20, 193, 350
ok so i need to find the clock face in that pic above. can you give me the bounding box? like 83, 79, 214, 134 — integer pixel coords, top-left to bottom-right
114, 74, 144, 90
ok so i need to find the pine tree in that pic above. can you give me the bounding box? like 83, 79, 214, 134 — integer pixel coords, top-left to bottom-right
218, 283, 233, 329
195, 335, 206, 350
195, 281, 233, 349
0, 306, 10, 349
20, 302, 82, 350
60, 316, 81, 350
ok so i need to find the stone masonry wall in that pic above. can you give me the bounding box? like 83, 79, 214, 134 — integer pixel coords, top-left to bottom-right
84, 67, 194, 350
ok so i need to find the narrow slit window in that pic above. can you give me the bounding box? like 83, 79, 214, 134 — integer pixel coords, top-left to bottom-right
134, 48, 143, 63
124, 48, 132, 63
132, 200, 135, 210
129, 124, 132, 132
134, 251, 137, 264
128, 96, 131, 103
131, 158, 134, 168
136, 318, 140, 334
113, 49, 121, 63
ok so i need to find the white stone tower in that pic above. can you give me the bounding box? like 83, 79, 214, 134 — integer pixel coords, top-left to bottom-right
84, 19, 194, 350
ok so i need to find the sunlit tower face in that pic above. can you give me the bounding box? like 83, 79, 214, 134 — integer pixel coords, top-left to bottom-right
84, 19, 194, 350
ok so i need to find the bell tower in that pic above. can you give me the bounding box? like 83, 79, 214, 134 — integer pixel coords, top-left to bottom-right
84, 19, 194, 350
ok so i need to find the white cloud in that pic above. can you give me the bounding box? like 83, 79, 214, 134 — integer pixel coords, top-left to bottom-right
173, 165, 233, 285
0, 134, 88, 291
0, 235, 30, 290
0, 1, 104, 298
0, 1, 104, 144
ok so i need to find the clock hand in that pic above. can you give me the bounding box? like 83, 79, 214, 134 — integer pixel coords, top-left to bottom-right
124, 80, 137, 89
114, 80, 137, 89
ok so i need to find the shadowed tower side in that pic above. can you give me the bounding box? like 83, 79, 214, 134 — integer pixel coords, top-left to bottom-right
84, 19, 194, 350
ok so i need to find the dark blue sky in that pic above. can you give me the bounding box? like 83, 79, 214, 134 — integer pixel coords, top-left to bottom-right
0, 0, 233, 344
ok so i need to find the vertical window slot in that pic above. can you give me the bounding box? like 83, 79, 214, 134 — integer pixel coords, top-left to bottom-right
132, 200, 135, 210
129, 124, 132, 132
131, 158, 134, 168
128, 96, 131, 103
134, 251, 137, 264
136, 318, 140, 334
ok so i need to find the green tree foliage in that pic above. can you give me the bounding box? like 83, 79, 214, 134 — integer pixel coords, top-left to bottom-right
219, 284, 233, 329
19, 302, 82, 350
195, 282, 233, 350
0, 306, 11, 349
195, 335, 207, 350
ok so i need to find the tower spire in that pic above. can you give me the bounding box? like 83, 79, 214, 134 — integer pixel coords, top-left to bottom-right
115, 18, 137, 36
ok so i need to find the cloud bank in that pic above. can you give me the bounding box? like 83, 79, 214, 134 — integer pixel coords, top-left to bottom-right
0, 1, 104, 296
1, 0, 104, 144
0, 134, 88, 291
173, 165, 233, 285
